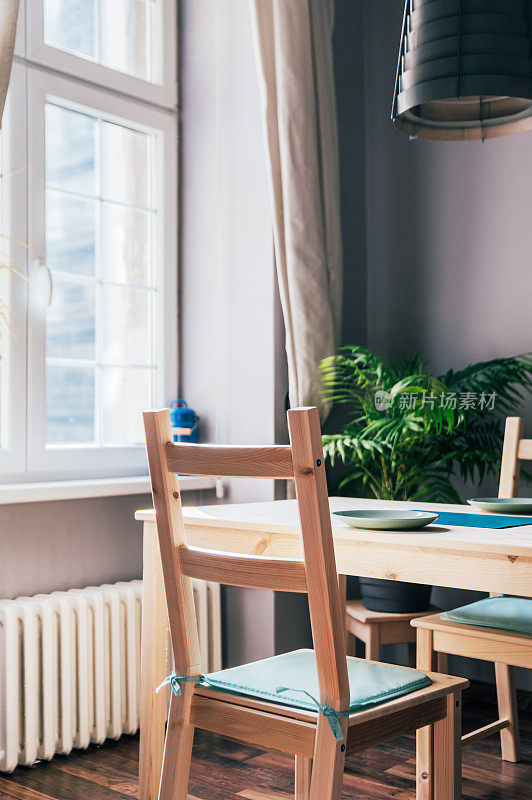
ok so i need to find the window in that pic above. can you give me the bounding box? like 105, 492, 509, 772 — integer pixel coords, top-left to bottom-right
28, 0, 176, 107
44, 0, 160, 83
0, 64, 27, 476
0, 1, 177, 482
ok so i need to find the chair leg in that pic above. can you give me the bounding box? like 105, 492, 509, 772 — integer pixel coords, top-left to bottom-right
346, 630, 357, 657
309, 716, 346, 800
416, 628, 435, 800
407, 642, 416, 668
436, 652, 448, 674
495, 662, 521, 763
434, 690, 462, 800
295, 756, 312, 800
158, 691, 195, 800
365, 625, 380, 661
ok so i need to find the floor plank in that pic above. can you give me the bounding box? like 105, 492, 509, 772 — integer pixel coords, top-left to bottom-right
1, 682, 531, 800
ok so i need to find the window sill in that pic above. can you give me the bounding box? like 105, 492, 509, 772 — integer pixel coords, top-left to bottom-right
0, 475, 217, 505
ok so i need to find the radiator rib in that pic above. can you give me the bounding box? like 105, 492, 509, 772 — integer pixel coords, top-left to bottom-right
0, 577, 221, 771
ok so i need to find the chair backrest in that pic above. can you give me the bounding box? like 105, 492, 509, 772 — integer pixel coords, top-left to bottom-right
143, 406, 349, 712
499, 416, 532, 497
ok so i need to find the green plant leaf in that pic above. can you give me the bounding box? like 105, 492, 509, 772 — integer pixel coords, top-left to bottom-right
320, 346, 532, 503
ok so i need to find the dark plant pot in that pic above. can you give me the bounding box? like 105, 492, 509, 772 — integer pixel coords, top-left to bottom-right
359, 577, 432, 613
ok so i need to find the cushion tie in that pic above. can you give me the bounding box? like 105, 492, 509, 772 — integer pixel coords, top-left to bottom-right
156, 674, 204, 696
156, 676, 349, 741
275, 686, 349, 741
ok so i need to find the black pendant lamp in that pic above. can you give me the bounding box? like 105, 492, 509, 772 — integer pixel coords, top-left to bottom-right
392, 0, 532, 140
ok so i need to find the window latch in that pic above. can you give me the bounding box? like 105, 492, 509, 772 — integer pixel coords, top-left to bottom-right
34, 257, 53, 307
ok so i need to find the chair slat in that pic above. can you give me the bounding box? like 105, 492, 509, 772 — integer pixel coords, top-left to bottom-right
499, 417, 524, 497
165, 442, 294, 478
178, 546, 307, 593
190, 695, 316, 758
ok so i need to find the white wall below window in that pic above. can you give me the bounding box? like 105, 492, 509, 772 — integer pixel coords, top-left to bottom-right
0, 494, 148, 599
0, 490, 217, 600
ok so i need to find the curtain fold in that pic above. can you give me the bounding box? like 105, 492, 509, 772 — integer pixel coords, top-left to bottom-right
250, 0, 342, 411
0, 0, 19, 125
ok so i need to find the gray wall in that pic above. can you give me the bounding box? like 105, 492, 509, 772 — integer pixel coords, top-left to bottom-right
359, 0, 532, 687
363, 1, 532, 371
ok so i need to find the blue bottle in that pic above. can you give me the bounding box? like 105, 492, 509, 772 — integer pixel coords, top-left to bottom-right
169, 399, 198, 443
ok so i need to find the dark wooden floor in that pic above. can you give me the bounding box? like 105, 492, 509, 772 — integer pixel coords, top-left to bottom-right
1, 683, 531, 800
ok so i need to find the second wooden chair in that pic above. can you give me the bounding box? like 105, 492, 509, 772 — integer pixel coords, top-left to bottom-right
413, 416, 532, 765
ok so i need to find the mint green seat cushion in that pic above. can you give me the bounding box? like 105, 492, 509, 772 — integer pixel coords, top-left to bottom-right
441, 596, 532, 635
202, 649, 431, 713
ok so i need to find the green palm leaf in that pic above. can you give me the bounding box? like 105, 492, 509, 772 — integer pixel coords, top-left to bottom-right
321, 345, 532, 503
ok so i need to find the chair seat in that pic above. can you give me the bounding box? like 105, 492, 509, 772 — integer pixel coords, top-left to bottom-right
201, 648, 431, 713
441, 596, 532, 636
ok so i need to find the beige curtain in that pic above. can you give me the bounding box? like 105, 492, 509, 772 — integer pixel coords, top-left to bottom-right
250, 0, 342, 411
0, 0, 19, 125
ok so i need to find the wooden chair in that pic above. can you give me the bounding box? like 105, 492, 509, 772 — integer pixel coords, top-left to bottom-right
144, 406, 468, 800
412, 416, 532, 764
345, 601, 440, 666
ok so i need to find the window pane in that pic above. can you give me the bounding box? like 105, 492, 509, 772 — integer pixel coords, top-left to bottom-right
100, 286, 151, 364
42, 97, 159, 452
44, 0, 96, 60
100, 203, 151, 285
46, 280, 95, 359
44, 0, 160, 84
100, 122, 150, 207
46, 191, 96, 276
46, 364, 95, 443
100, 0, 149, 80
46, 104, 96, 194
100, 367, 151, 444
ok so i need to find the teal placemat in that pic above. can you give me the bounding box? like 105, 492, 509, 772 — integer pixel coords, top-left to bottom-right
415, 511, 532, 529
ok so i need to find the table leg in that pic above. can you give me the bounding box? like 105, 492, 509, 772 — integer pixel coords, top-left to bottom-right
140, 521, 169, 800
365, 625, 381, 662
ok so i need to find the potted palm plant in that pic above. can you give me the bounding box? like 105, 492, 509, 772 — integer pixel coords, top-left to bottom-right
320, 346, 532, 612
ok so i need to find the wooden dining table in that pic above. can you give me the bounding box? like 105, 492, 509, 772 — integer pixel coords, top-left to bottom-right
135, 496, 532, 800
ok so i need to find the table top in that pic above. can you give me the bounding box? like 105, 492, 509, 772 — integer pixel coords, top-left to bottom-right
136, 496, 532, 558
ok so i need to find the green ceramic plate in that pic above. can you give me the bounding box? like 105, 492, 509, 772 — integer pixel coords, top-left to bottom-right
332, 510, 439, 531
467, 498, 532, 513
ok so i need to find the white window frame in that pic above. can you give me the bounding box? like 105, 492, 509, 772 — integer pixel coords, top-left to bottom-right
0, 1, 178, 484
26, 0, 177, 109
25, 68, 177, 480
0, 63, 28, 475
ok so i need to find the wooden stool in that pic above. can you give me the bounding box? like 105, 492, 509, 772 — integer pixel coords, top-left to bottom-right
346, 600, 441, 666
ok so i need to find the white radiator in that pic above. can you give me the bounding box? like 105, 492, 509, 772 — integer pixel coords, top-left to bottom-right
0, 578, 222, 772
